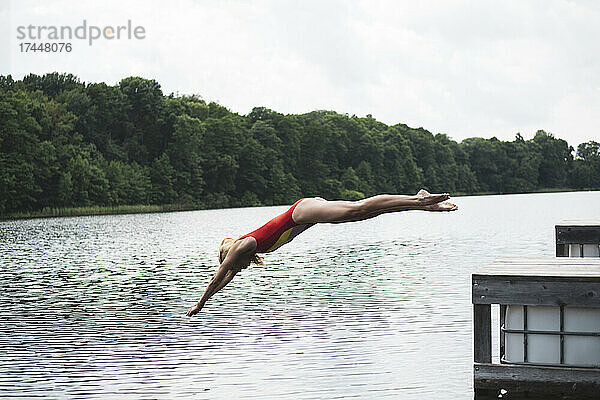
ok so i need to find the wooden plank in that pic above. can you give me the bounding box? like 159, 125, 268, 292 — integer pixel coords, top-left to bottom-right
474, 363, 600, 395
487, 257, 600, 264
491, 257, 600, 263
489, 257, 598, 266
474, 258, 600, 278
473, 270, 600, 280
474, 304, 492, 363
556, 220, 600, 226
473, 271, 600, 281
472, 277, 600, 307
473, 270, 600, 281
556, 225, 600, 245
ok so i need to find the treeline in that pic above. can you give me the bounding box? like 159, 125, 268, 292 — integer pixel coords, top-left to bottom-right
1, 72, 599, 215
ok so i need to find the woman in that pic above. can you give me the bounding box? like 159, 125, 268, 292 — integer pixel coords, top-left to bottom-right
187, 190, 457, 316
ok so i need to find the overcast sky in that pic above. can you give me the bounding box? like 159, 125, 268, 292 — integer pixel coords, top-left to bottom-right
2, 0, 599, 148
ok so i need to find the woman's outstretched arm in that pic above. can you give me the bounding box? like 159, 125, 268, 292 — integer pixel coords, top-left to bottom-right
187, 237, 256, 317
187, 263, 232, 316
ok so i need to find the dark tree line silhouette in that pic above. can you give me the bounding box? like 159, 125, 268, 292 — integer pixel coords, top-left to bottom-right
1, 73, 598, 215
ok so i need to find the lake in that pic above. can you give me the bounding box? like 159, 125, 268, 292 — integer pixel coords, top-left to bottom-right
1, 191, 599, 399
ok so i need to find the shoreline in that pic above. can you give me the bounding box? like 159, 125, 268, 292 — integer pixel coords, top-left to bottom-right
1, 188, 596, 221
0, 204, 197, 221
453, 187, 595, 197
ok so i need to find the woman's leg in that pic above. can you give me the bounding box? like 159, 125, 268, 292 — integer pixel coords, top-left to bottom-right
292, 190, 456, 224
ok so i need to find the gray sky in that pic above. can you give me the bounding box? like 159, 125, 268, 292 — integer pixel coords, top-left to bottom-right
2, 0, 599, 148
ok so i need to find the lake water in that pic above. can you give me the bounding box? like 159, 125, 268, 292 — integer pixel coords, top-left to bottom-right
1, 191, 599, 399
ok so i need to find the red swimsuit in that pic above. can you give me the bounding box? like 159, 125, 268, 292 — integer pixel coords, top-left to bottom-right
239, 199, 314, 253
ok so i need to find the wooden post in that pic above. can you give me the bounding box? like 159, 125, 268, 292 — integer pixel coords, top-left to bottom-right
473, 304, 491, 364
473, 303, 494, 398
499, 304, 506, 362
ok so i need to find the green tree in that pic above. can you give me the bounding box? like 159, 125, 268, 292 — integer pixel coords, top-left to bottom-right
67, 154, 109, 206
22, 72, 83, 98
570, 141, 600, 189
119, 77, 167, 162
167, 114, 205, 202
0, 90, 45, 211
150, 153, 177, 204
461, 137, 507, 192
502, 135, 541, 193
533, 130, 573, 188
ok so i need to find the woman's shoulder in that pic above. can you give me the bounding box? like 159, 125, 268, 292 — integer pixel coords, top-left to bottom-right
235, 236, 257, 254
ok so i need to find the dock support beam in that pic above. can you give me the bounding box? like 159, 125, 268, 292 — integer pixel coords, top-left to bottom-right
474, 303, 495, 397
473, 304, 491, 364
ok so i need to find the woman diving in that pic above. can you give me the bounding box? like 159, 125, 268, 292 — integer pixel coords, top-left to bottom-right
187, 189, 457, 316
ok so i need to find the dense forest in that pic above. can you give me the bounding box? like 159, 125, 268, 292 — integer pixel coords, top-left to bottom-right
1, 72, 599, 216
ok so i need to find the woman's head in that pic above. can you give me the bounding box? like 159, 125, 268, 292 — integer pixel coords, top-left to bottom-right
219, 237, 264, 266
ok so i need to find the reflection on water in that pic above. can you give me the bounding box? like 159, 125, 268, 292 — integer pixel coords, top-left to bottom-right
1, 191, 599, 399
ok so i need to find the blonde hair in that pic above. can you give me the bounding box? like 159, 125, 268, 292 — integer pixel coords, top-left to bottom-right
219, 237, 264, 266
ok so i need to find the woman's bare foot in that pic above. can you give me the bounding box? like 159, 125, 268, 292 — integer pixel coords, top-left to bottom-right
424, 201, 458, 212
416, 189, 450, 205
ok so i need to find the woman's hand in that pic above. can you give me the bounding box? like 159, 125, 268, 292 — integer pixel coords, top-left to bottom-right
187, 302, 204, 317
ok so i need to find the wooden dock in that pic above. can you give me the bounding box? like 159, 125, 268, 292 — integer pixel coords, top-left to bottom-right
472, 258, 600, 397
556, 220, 600, 257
